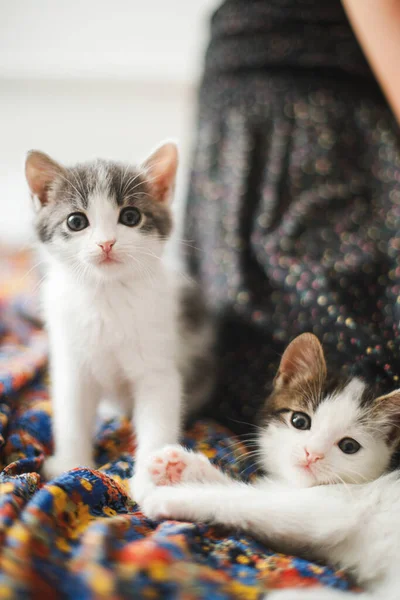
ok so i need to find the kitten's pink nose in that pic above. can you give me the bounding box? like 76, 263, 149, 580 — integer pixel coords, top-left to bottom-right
305, 449, 324, 464
97, 240, 116, 255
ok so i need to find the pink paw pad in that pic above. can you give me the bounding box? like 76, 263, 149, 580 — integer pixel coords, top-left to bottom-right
148, 447, 189, 486
167, 450, 180, 460
165, 460, 186, 484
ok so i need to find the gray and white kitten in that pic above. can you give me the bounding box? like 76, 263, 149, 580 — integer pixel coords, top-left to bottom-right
142, 333, 400, 600
25, 142, 214, 502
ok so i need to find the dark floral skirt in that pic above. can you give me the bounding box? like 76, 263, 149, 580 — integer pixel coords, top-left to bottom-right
185, 69, 400, 430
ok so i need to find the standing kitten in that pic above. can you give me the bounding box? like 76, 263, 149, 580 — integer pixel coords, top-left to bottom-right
25, 142, 214, 502
142, 333, 400, 599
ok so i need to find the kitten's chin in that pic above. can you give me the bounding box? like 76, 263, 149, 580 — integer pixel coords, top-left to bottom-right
266, 463, 317, 489
81, 258, 128, 281
294, 465, 342, 487
283, 465, 319, 488
96, 259, 122, 272
95, 265, 126, 281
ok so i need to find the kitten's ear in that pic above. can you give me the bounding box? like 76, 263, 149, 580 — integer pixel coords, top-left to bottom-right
25, 150, 65, 207
373, 389, 400, 441
142, 141, 178, 204
274, 333, 327, 388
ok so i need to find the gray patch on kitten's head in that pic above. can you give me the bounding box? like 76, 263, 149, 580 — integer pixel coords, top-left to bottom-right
34, 159, 172, 244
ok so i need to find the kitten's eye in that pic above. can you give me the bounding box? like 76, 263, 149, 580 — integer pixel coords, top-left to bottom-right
338, 438, 361, 454
291, 412, 311, 430
67, 212, 89, 232
119, 207, 141, 227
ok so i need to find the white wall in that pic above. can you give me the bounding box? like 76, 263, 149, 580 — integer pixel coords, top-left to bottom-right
0, 0, 217, 83
0, 0, 218, 247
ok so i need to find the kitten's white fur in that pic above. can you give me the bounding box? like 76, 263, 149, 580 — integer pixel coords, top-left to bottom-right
142, 378, 400, 599
27, 142, 212, 503
43, 251, 183, 500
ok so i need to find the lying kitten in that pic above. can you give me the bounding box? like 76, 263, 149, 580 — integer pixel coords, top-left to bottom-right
142, 333, 400, 599
25, 142, 214, 501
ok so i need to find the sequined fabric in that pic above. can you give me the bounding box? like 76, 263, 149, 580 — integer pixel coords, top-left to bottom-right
206, 0, 374, 78
186, 1, 400, 430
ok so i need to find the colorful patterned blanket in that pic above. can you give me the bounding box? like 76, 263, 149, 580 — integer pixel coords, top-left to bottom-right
0, 251, 355, 599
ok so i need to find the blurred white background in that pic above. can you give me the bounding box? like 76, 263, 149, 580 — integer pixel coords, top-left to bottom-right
0, 0, 218, 248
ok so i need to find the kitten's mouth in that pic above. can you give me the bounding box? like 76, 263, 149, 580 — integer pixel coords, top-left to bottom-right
98, 255, 120, 266
300, 463, 312, 472
298, 462, 318, 480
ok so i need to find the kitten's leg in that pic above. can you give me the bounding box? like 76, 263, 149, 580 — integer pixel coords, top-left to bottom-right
148, 445, 235, 486
143, 485, 388, 600
143, 482, 262, 524
43, 360, 100, 479
129, 367, 183, 504
142, 483, 355, 552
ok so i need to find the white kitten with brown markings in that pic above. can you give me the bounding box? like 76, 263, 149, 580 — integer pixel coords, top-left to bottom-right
142, 333, 400, 599
25, 142, 214, 502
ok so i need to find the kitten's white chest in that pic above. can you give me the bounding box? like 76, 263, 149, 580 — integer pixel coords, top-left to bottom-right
44, 268, 177, 390
82, 291, 138, 385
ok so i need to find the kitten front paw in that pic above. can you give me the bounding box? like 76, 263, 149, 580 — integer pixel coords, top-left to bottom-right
129, 468, 156, 506
147, 445, 213, 486
142, 485, 218, 522
43, 454, 95, 481
142, 487, 192, 521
